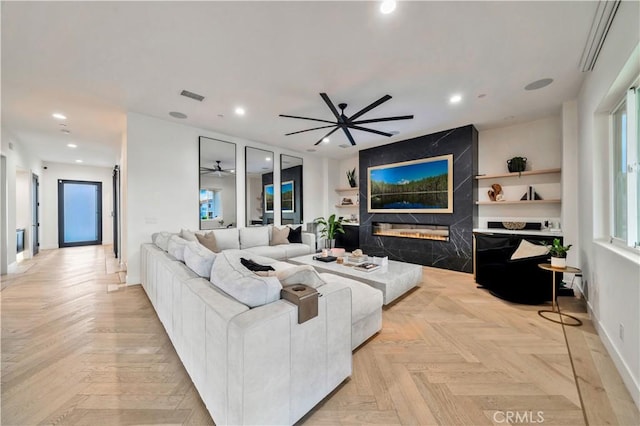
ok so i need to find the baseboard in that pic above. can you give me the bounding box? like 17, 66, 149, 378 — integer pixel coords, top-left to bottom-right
7, 261, 17, 273
585, 298, 640, 410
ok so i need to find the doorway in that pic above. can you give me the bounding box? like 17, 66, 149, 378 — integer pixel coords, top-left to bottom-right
58, 180, 102, 247
32, 173, 40, 256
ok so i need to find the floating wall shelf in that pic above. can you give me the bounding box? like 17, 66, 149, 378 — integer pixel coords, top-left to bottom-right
475, 168, 561, 180
476, 199, 561, 205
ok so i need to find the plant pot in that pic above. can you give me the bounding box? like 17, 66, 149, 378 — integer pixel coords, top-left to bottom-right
324, 239, 336, 249
348, 179, 357, 188
551, 256, 566, 269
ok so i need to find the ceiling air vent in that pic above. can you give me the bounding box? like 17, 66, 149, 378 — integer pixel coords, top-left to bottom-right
180, 90, 205, 102
339, 144, 351, 149
579, 0, 620, 72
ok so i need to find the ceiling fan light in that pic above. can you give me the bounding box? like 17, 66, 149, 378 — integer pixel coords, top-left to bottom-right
380, 0, 396, 14
449, 94, 462, 104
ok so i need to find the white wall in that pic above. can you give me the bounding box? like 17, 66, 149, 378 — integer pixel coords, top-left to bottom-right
125, 112, 328, 284
477, 116, 563, 226
0, 128, 42, 271
576, 0, 640, 406
39, 162, 114, 249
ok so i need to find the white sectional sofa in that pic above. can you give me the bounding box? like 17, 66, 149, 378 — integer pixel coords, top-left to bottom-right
140, 225, 383, 425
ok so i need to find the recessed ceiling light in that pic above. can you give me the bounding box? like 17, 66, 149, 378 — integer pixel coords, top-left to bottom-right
235, 107, 246, 116
52, 113, 67, 120
449, 94, 462, 104
380, 0, 396, 14
67, 143, 77, 148
265, 156, 271, 161
75, 159, 83, 163
61, 129, 71, 134
169, 111, 187, 119
230, 169, 235, 173
322, 138, 330, 143
524, 78, 553, 91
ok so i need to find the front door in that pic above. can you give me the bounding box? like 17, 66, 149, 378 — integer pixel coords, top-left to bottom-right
58, 180, 102, 247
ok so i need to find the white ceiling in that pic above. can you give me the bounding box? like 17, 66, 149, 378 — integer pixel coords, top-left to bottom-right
2, 1, 598, 167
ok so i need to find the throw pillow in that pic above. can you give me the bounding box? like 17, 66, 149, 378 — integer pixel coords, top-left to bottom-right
180, 228, 198, 242
196, 232, 219, 253
240, 257, 275, 272
510, 239, 550, 260
183, 241, 216, 278
152, 232, 173, 252
287, 226, 303, 244
276, 265, 326, 289
167, 235, 189, 261
271, 226, 290, 246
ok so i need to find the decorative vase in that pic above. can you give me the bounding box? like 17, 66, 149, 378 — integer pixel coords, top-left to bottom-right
507, 156, 527, 173
551, 256, 566, 269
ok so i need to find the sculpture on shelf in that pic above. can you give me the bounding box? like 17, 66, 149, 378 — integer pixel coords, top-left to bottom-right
507, 156, 527, 174
488, 183, 504, 201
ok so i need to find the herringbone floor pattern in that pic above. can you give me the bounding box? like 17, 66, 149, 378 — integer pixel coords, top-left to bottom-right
1, 246, 638, 425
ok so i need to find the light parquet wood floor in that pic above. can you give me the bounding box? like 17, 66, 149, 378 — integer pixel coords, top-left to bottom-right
1, 246, 638, 425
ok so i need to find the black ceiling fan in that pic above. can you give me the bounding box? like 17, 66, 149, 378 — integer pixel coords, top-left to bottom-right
200, 160, 233, 176
280, 93, 413, 146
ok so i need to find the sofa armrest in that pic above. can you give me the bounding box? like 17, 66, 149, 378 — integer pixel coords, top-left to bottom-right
226, 282, 351, 425
301, 231, 316, 250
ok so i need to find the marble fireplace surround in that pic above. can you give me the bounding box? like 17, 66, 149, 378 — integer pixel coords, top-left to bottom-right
358, 124, 478, 273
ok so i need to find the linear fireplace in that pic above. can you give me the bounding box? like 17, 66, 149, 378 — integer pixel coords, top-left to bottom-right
372, 222, 449, 242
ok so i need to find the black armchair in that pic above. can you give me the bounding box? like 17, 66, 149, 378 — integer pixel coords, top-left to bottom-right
475, 233, 561, 305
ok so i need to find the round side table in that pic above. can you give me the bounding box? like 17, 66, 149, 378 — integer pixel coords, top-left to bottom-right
537, 263, 582, 326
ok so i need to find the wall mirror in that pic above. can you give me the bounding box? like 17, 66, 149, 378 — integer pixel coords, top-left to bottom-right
199, 136, 236, 230
280, 154, 303, 225
245, 146, 274, 226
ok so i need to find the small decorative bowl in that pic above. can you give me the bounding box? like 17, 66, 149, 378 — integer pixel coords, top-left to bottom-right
502, 221, 526, 230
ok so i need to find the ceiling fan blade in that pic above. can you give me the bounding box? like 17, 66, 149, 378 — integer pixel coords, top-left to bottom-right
320, 93, 342, 121
314, 127, 340, 146
351, 115, 414, 125
341, 127, 356, 146
285, 124, 336, 136
348, 95, 392, 122
347, 125, 393, 137
279, 114, 336, 125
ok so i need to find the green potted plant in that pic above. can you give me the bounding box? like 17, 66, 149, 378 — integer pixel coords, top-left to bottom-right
548, 238, 572, 268
346, 168, 357, 188
315, 214, 345, 249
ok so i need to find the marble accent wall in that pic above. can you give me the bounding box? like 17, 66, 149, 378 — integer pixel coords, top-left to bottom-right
358, 125, 478, 273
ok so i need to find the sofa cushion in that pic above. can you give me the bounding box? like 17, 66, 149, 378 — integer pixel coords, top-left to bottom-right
287, 226, 303, 243
244, 245, 288, 260
511, 239, 549, 260
196, 232, 219, 253
167, 235, 189, 261
209, 251, 282, 308
152, 232, 173, 252
212, 228, 241, 250
271, 226, 290, 246
283, 244, 312, 259
184, 241, 217, 278
276, 265, 326, 289
240, 227, 270, 249
319, 273, 383, 324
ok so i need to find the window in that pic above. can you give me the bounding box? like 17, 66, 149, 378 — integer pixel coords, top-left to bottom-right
611, 83, 639, 249
200, 189, 222, 220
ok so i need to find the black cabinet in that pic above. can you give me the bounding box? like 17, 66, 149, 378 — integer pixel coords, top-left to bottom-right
336, 224, 360, 252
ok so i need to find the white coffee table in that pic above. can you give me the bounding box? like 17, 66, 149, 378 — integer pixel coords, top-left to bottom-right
288, 254, 423, 305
